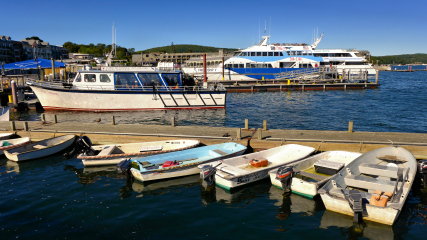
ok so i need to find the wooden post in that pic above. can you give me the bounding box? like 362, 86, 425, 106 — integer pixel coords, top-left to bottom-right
41, 113, 45, 122
171, 116, 175, 127
222, 56, 224, 81
51, 58, 55, 80
111, 116, 115, 125
258, 128, 262, 140
348, 121, 354, 133
23, 122, 29, 131
375, 70, 379, 84
237, 128, 241, 140
10, 121, 15, 131
244, 119, 249, 129
53, 115, 57, 124
263, 120, 267, 131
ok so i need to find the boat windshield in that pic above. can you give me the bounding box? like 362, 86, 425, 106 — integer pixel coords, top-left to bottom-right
138, 73, 163, 87
162, 74, 180, 87
114, 73, 141, 88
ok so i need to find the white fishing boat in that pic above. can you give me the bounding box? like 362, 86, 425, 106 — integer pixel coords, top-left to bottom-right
27, 67, 226, 112
4, 135, 76, 162
199, 144, 315, 191
78, 139, 200, 166
119, 142, 247, 182
318, 146, 417, 225
269, 151, 361, 198
0, 137, 31, 155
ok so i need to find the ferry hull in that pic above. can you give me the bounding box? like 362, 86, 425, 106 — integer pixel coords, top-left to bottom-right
30, 85, 226, 111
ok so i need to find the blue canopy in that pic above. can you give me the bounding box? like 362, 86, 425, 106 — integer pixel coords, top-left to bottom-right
3, 59, 65, 69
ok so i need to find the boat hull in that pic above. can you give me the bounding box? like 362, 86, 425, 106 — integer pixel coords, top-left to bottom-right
5, 135, 76, 162
131, 148, 246, 182
30, 85, 226, 111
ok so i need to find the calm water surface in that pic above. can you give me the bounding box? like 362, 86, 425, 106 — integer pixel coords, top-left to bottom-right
1, 71, 427, 239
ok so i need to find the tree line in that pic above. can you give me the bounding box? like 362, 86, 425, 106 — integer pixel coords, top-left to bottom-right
371, 54, 427, 65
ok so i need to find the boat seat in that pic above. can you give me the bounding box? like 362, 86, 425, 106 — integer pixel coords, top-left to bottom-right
359, 163, 403, 178
217, 164, 250, 176
98, 145, 116, 156
344, 175, 396, 192
209, 149, 228, 157
295, 171, 329, 181
33, 144, 47, 150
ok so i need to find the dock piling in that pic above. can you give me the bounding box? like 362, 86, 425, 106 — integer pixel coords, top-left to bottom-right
258, 128, 262, 140
171, 117, 176, 127
23, 122, 29, 131
53, 115, 57, 124
111, 116, 115, 125
10, 121, 15, 131
237, 128, 241, 140
244, 119, 249, 129
263, 120, 267, 131
348, 121, 354, 133
41, 113, 45, 123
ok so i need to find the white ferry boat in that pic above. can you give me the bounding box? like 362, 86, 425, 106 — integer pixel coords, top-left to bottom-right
182, 33, 376, 81
28, 67, 226, 111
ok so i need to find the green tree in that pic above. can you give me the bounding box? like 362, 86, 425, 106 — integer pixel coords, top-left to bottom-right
26, 36, 43, 42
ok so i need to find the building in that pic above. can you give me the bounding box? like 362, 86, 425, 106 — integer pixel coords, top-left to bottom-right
131, 49, 231, 66
0, 35, 14, 63
0, 35, 69, 63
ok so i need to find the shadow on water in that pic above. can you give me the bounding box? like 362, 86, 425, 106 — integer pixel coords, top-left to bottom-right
131, 175, 202, 197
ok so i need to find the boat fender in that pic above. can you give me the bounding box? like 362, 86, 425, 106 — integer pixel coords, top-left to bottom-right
199, 164, 216, 186
117, 159, 132, 178
276, 166, 294, 192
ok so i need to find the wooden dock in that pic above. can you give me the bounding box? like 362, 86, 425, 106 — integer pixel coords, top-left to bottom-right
1, 120, 427, 160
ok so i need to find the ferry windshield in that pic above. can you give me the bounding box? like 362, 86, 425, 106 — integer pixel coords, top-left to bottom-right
138, 73, 163, 87
162, 74, 180, 87
115, 73, 141, 88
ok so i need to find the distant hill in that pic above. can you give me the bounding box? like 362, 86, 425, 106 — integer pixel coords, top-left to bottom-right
371, 53, 427, 65
138, 44, 238, 54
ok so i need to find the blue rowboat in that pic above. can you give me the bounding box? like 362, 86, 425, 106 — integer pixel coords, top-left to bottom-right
119, 142, 247, 182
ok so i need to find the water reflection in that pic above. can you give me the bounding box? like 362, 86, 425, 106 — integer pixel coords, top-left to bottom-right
65, 165, 126, 185
132, 175, 201, 197
319, 210, 395, 240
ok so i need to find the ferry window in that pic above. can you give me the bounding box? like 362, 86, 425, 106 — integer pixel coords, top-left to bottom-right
280, 52, 284, 56
239, 64, 244, 68
290, 51, 295, 56
84, 74, 96, 82
163, 74, 180, 87
302, 52, 307, 56
296, 51, 302, 55
241, 52, 247, 56
74, 74, 81, 82
138, 73, 163, 87
250, 52, 256, 56
257, 64, 263, 68
257, 52, 261, 56
267, 64, 272, 68
268, 52, 273, 56
246, 63, 250, 68
251, 64, 257, 68
233, 64, 239, 68
274, 52, 279, 56
115, 73, 140, 87
262, 52, 267, 56
100, 74, 111, 83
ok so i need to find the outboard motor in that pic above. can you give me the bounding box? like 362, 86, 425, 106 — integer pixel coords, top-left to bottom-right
418, 160, 427, 188
117, 159, 132, 178
347, 190, 364, 223
64, 136, 98, 159
199, 164, 216, 186
275, 166, 294, 192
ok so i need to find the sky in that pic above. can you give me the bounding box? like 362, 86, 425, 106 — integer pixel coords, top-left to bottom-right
1, 0, 426, 56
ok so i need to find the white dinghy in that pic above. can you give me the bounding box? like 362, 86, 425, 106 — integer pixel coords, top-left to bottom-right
269, 151, 361, 198
78, 139, 200, 166
4, 135, 76, 162
0, 132, 14, 140
199, 144, 315, 191
0, 137, 31, 155
318, 146, 417, 225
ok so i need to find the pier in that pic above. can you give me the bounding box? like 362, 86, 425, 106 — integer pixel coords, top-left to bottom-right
1, 119, 427, 159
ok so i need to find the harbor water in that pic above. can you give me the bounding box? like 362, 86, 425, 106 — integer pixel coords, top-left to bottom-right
1, 71, 427, 239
